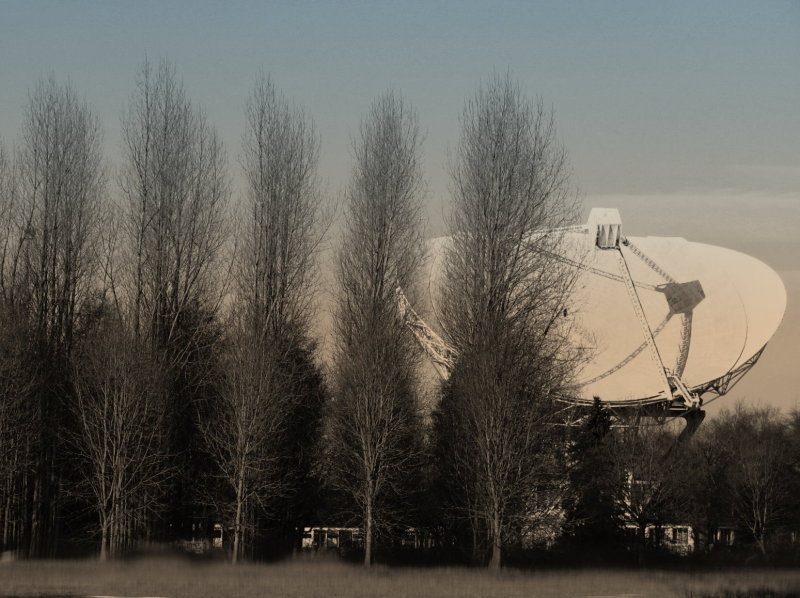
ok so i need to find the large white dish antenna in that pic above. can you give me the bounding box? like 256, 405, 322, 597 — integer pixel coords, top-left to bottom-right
419, 209, 786, 409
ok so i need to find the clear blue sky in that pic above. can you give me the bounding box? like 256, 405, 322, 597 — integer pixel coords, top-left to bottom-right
1, 0, 798, 412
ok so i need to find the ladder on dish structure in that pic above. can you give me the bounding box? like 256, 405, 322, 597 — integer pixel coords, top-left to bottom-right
625, 239, 693, 379
614, 248, 674, 403
395, 287, 455, 381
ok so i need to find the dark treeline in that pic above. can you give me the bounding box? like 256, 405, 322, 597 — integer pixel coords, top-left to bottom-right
0, 64, 796, 569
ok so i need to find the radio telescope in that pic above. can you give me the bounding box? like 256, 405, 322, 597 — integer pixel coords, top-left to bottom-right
397, 208, 787, 426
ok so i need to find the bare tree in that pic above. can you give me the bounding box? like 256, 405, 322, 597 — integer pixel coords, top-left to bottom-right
119, 58, 229, 350
3, 76, 106, 556
435, 342, 570, 566
69, 321, 170, 560
323, 90, 425, 566
234, 73, 327, 556
199, 328, 288, 563
0, 141, 30, 555
436, 72, 579, 569
14, 75, 105, 356
118, 58, 230, 538
0, 143, 18, 301
0, 290, 36, 554
711, 404, 794, 557
239, 72, 323, 342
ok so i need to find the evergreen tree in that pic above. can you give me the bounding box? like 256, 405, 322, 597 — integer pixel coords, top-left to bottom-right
565, 398, 621, 550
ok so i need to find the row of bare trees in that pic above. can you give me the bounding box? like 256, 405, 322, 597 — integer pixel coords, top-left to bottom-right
16, 64, 789, 571
0, 75, 106, 557
0, 64, 583, 567
0, 61, 328, 561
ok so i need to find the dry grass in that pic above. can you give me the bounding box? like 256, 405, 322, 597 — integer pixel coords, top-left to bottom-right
1, 557, 800, 597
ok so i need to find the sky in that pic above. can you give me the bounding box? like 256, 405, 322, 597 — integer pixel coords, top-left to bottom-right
1, 0, 798, 415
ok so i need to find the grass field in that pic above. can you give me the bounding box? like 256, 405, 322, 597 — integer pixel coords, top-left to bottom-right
2, 556, 800, 597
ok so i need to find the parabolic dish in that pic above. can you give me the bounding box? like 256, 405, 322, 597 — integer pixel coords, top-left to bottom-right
421, 209, 787, 407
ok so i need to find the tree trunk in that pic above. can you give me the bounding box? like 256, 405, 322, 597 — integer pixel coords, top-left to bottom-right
232, 509, 242, 564
637, 523, 646, 566
233, 473, 244, 564
470, 515, 480, 565
755, 529, 767, 557
489, 511, 502, 570
364, 500, 373, 567
28, 476, 39, 557
99, 518, 108, 562
2, 472, 11, 551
